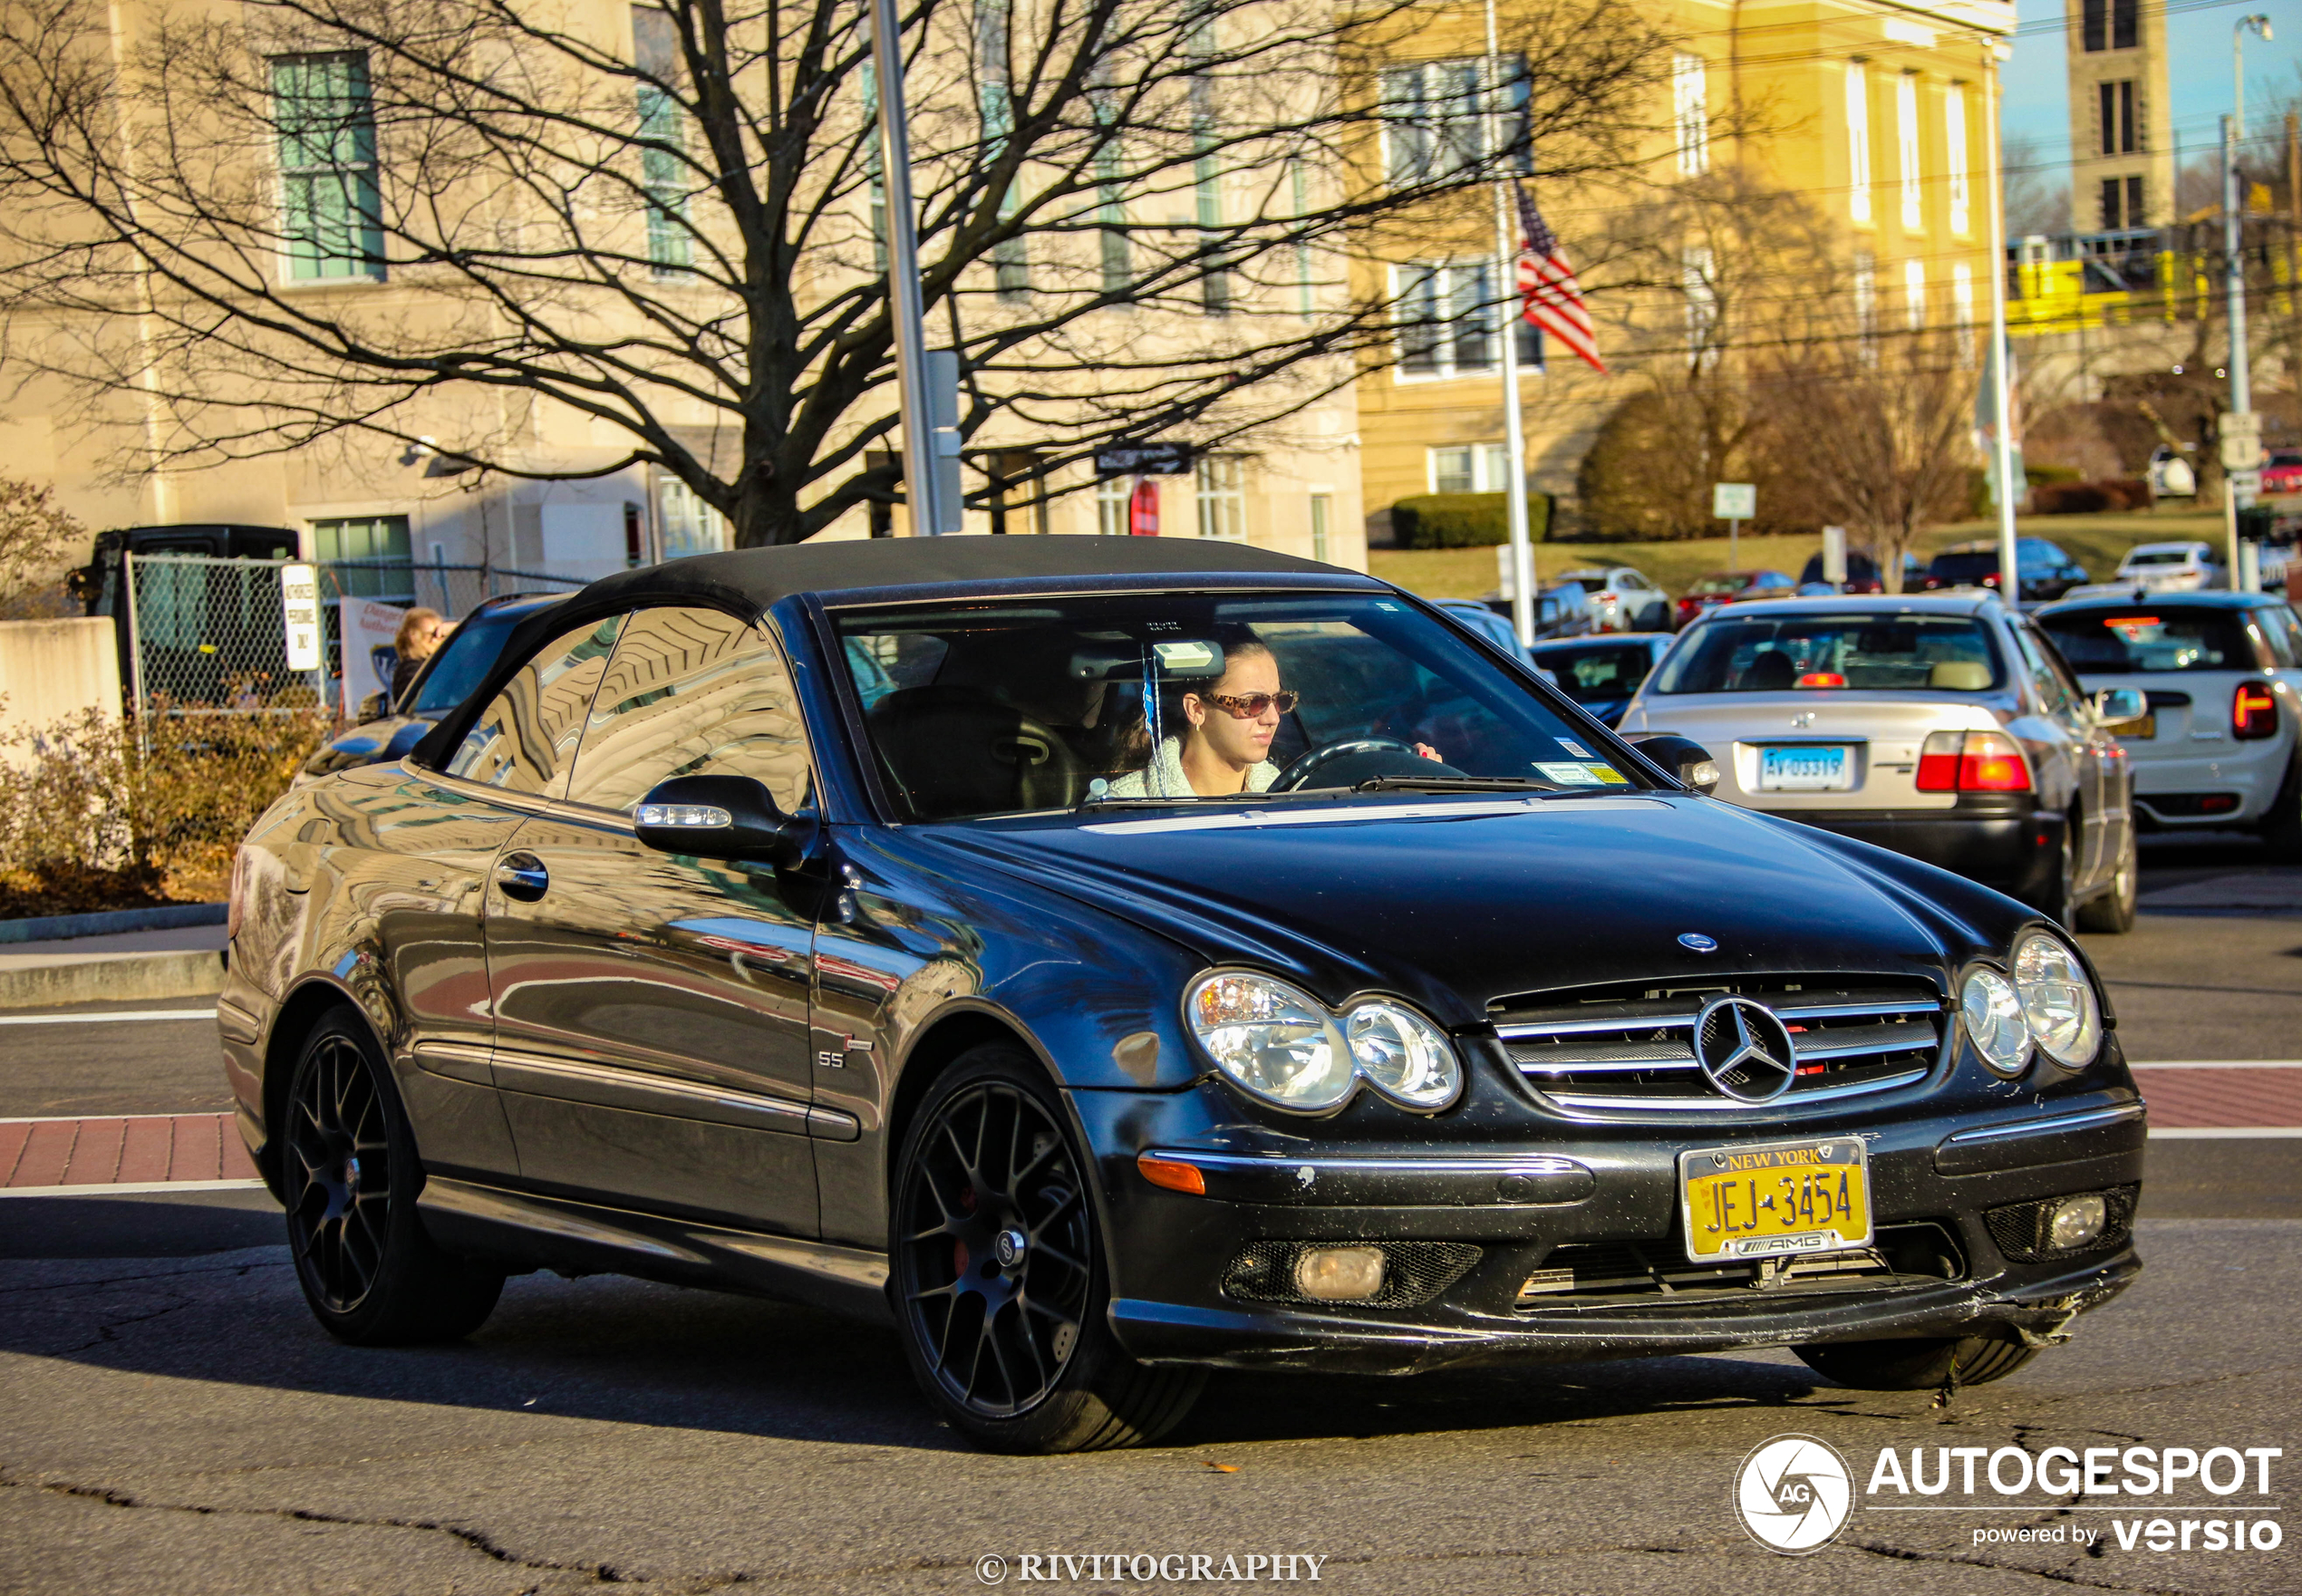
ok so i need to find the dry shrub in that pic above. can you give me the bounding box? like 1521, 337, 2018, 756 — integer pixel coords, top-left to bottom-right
0, 701, 331, 916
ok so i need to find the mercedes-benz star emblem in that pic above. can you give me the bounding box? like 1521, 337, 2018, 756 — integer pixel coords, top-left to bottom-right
1678, 933, 1718, 953
1692, 995, 1798, 1103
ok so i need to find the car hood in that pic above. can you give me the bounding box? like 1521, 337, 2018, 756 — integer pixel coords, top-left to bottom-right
933, 795, 2007, 1030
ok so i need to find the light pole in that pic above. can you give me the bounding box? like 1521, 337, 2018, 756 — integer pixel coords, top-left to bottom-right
866, 0, 953, 536
1483, 0, 1535, 645
2222, 14, 2271, 576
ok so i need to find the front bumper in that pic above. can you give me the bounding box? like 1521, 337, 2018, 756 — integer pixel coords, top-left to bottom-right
1071, 1079, 2143, 1377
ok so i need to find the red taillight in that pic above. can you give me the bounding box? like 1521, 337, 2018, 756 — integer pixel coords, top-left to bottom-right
1915, 730, 2032, 792
1795, 672, 1847, 689
2234, 682, 2278, 740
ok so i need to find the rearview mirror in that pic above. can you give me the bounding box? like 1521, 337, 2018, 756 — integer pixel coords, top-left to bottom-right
355, 691, 389, 722
2093, 688, 2147, 727
1621, 731, 1721, 795
634, 775, 810, 867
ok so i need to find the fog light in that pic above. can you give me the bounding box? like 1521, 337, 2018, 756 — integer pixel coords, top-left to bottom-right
1293, 1246, 1387, 1301
2048, 1195, 2108, 1251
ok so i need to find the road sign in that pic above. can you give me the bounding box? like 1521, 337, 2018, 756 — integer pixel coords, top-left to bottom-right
280, 563, 321, 671
1095, 443, 1195, 479
2229, 469, 2262, 498
1821, 526, 1847, 585
1713, 482, 1756, 519
2220, 413, 2261, 472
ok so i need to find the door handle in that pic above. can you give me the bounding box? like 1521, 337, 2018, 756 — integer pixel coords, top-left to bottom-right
496, 853, 549, 903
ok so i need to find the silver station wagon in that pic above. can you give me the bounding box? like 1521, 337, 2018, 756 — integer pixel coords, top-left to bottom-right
1620, 595, 2142, 932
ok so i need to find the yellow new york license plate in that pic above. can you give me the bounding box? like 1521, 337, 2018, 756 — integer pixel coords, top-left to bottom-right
1678, 1137, 1872, 1263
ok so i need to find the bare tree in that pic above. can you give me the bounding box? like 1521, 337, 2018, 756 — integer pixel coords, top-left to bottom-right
0, 474, 83, 615
2001, 132, 2069, 239
0, 0, 1668, 543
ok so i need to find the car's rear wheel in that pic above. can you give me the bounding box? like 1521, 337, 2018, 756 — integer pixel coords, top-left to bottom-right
283, 1008, 504, 1345
2262, 752, 2302, 863
2075, 822, 2137, 933
2027, 815, 2077, 927
890, 1045, 1204, 1454
1794, 1331, 2041, 1391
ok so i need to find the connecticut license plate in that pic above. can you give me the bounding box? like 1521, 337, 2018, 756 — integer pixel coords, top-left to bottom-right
1678, 1137, 1872, 1262
2113, 714, 2156, 740
1757, 745, 1852, 791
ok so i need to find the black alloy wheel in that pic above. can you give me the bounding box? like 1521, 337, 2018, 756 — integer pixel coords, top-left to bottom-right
891, 1046, 1204, 1453
283, 1008, 504, 1345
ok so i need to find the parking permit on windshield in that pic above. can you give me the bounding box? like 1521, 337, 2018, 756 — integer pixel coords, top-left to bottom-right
1534, 761, 1628, 786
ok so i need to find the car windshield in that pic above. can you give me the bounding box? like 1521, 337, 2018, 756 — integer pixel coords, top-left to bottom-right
408, 605, 546, 716
1651, 614, 2005, 693
1566, 576, 1609, 592
834, 593, 1638, 820
2036, 608, 2261, 672
2120, 549, 2195, 567
1688, 574, 1746, 595
1538, 643, 1659, 703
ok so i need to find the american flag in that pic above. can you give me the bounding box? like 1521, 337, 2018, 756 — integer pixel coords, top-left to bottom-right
1515, 184, 1605, 374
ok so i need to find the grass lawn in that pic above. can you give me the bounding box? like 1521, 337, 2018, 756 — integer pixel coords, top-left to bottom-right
1368, 504, 2230, 604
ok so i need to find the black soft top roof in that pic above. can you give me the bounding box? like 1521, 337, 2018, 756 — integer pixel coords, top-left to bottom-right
409, 535, 1372, 769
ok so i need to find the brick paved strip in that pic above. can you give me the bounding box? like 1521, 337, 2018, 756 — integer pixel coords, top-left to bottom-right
0, 1113, 255, 1188
2129, 1066, 2302, 1129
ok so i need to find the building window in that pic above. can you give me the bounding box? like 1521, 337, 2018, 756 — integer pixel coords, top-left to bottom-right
1195, 456, 1246, 541
273, 53, 385, 281
1897, 73, 1922, 231
1852, 251, 1877, 363
1683, 246, 1718, 365
1945, 82, 1970, 236
1189, 33, 1228, 316
861, 62, 887, 273
2113, 0, 2137, 50
1428, 443, 1512, 494
2098, 174, 2145, 229
1380, 57, 1529, 188
632, 7, 690, 276
1845, 62, 1872, 225
1673, 54, 1708, 177
1096, 476, 1131, 536
1902, 258, 1925, 330
2098, 80, 2136, 155
1310, 493, 1331, 562
1393, 263, 1538, 380
654, 475, 729, 559
1951, 261, 1976, 366
313, 515, 412, 598
979, 0, 1028, 300
1291, 160, 1312, 317
2082, 0, 2104, 52
1091, 73, 1129, 300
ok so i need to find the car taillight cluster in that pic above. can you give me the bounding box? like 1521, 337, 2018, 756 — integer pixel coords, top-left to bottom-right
2233, 682, 2279, 740
1915, 730, 2032, 792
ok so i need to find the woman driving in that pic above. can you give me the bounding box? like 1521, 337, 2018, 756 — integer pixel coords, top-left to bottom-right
1107, 637, 1294, 798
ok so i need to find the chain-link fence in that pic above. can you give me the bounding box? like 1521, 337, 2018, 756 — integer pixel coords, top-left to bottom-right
123, 554, 590, 719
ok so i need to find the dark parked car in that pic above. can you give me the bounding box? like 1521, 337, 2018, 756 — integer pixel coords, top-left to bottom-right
1798, 551, 1926, 594
73, 524, 303, 704
1527, 634, 1673, 725
1673, 570, 1798, 628
1923, 539, 2088, 603
297, 593, 566, 781
225, 538, 2142, 1455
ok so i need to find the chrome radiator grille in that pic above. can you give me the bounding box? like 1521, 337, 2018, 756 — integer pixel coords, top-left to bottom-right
1491, 977, 1946, 1111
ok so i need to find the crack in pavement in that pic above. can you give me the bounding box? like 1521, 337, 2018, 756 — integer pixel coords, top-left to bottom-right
1844, 1535, 2202, 1595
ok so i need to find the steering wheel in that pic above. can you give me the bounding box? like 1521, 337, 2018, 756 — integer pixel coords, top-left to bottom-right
1271, 736, 1427, 793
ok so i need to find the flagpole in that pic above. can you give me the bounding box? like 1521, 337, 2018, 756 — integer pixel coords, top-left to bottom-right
1485, 0, 1535, 646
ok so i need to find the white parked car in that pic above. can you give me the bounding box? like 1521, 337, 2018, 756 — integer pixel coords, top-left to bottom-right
2035, 592, 2302, 856
2146, 447, 2197, 499
2113, 541, 2225, 594
1555, 566, 1669, 633
1620, 595, 2142, 929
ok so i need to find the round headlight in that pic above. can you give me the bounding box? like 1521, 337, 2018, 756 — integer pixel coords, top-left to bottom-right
1185, 972, 1354, 1110
1960, 969, 2030, 1075
1342, 1000, 1464, 1110
2013, 933, 2102, 1069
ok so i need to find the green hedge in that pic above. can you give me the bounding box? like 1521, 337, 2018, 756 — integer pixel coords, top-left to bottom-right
1391, 492, 1553, 549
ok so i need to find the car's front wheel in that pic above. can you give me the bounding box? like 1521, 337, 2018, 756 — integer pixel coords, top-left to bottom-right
890, 1045, 1204, 1454
1794, 1331, 2040, 1391
2075, 822, 2137, 933
282, 1007, 505, 1345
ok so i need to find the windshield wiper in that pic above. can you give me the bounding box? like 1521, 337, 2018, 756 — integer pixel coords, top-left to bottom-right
1349, 775, 1564, 795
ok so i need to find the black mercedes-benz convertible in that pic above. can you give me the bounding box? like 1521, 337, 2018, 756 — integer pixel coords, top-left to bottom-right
221, 537, 2143, 1453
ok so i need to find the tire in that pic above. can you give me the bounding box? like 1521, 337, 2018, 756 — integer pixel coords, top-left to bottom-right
889, 1044, 1205, 1454
2075, 821, 2137, 933
282, 1007, 505, 1345
2027, 815, 2077, 928
1794, 1331, 2042, 1391
2262, 752, 2302, 863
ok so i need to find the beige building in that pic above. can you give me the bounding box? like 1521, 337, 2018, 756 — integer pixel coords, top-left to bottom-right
2061, 0, 2173, 234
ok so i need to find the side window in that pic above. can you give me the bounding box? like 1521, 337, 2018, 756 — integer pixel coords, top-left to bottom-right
2013, 624, 2077, 716
2251, 605, 2300, 669
445, 616, 624, 795
564, 606, 813, 816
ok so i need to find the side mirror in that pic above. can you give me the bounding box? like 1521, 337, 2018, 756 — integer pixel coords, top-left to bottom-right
355, 691, 388, 722
1621, 731, 1721, 795
633, 774, 810, 867
2093, 688, 2147, 727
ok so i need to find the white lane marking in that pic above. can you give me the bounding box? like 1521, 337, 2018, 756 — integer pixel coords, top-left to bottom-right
0, 1112, 229, 1125
2148, 1127, 2302, 1139
2130, 1060, 2302, 1069
0, 1178, 266, 1199
0, 1009, 218, 1026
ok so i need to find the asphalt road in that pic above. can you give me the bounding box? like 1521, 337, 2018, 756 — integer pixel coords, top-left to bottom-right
1, 838, 2296, 1595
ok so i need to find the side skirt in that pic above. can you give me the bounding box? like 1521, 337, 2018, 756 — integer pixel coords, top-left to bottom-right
418, 1176, 894, 1325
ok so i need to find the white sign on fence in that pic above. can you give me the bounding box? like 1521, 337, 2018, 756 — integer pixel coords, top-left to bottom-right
281, 563, 322, 671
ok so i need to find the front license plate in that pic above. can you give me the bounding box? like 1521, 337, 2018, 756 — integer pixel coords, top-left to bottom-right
1678, 1137, 1872, 1262
1758, 745, 1852, 791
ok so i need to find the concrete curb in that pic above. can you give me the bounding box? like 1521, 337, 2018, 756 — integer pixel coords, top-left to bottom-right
0, 950, 227, 1009
0, 903, 227, 945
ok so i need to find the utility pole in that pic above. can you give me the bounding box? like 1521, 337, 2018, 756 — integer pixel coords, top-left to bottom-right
1980, 41, 2020, 604
866, 0, 957, 535
1484, 0, 1535, 645
2221, 113, 2251, 577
